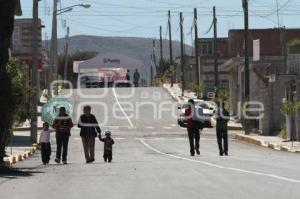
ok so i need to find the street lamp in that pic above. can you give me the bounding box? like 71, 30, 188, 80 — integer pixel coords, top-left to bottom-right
49, 1, 91, 96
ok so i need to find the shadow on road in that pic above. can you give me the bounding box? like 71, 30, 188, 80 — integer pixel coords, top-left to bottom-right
0, 166, 44, 180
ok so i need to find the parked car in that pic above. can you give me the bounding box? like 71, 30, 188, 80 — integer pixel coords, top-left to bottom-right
177, 99, 215, 128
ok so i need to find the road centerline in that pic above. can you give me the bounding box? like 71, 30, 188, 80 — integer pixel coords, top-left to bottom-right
112, 87, 134, 128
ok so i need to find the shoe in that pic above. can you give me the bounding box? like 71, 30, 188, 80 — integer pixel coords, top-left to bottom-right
224, 152, 228, 156
219, 152, 224, 156
196, 149, 200, 155
190, 153, 195, 156
43, 162, 47, 165
90, 158, 95, 163
55, 158, 60, 164
62, 160, 67, 164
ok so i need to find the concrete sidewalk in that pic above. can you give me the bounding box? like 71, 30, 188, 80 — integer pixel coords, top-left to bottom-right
236, 133, 300, 153
3, 106, 44, 166
3, 131, 38, 166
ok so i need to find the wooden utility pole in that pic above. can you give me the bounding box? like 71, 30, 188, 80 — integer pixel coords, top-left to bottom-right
159, 26, 164, 62
194, 8, 200, 87
213, 6, 219, 93
63, 26, 70, 83
168, 10, 175, 87
50, 0, 58, 96
180, 12, 185, 96
243, 0, 250, 100
31, 0, 39, 143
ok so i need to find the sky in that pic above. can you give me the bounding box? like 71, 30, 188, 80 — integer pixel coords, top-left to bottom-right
19, 0, 300, 45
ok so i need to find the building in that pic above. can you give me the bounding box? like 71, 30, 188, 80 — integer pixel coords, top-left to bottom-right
11, 18, 43, 70
197, 38, 230, 94
174, 38, 230, 96
222, 28, 300, 136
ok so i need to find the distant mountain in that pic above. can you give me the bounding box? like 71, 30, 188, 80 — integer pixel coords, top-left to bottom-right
52, 35, 192, 79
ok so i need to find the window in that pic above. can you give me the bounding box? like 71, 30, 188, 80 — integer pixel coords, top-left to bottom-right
12, 26, 21, 49
200, 42, 213, 55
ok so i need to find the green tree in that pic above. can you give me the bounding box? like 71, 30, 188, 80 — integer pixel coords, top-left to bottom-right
288, 39, 300, 54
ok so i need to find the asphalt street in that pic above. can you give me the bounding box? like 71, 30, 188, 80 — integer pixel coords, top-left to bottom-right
1, 87, 300, 199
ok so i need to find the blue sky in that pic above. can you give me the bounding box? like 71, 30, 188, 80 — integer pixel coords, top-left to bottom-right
19, 0, 300, 44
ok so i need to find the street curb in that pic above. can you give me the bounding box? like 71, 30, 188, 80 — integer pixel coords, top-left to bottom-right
162, 85, 182, 102
236, 134, 264, 146
3, 144, 38, 167
236, 134, 299, 153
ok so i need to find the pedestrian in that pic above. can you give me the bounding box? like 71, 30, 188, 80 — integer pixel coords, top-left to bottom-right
78, 105, 102, 163
216, 102, 230, 156
184, 99, 201, 156
39, 122, 54, 165
52, 107, 73, 164
99, 131, 114, 163
126, 69, 130, 81
133, 69, 140, 87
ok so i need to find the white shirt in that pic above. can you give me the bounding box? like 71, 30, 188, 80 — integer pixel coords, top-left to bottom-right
39, 129, 54, 143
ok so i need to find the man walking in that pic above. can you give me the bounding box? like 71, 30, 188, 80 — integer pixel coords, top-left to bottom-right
216, 102, 230, 156
185, 99, 201, 156
133, 69, 140, 87
78, 105, 101, 163
53, 107, 73, 164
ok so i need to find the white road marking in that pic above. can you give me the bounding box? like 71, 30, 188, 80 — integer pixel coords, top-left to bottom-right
112, 87, 134, 128
163, 127, 173, 130
146, 126, 155, 129
171, 124, 177, 127
115, 137, 126, 140
140, 139, 300, 184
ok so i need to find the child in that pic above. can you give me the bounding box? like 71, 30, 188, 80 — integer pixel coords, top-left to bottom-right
99, 131, 114, 163
39, 122, 54, 165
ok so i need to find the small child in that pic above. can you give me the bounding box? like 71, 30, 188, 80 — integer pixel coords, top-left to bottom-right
99, 131, 115, 163
39, 122, 54, 165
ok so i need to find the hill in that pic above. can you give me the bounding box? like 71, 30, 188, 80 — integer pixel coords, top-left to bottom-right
54, 35, 192, 78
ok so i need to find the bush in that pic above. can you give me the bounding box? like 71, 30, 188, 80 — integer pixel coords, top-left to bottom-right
7, 59, 30, 125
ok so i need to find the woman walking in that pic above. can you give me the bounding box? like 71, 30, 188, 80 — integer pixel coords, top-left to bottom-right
78, 105, 102, 163
53, 107, 73, 164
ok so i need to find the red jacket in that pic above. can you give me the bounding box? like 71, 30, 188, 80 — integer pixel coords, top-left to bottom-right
184, 106, 193, 128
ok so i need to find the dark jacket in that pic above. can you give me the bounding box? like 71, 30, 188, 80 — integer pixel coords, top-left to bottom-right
100, 137, 114, 151
216, 108, 230, 130
78, 114, 101, 137
52, 114, 73, 136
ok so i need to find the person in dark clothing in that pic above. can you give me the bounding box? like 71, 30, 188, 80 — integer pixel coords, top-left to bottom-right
52, 107, 73, 164
216, 102, 230, 156
126, 69, 130, 81
99, 131, 114, 162
78, 105, 102, 163
184, 99, 201, 156
133, 69, 140, 87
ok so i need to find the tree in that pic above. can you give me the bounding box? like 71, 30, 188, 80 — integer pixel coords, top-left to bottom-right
289, 39, 300, 54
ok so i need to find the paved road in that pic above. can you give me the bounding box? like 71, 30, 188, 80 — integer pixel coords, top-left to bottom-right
1, 87, 300, 199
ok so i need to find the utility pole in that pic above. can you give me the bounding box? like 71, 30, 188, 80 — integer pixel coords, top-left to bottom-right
31, 0, 39, 143
63, 26, 70, 84
159, 26, 165, 73
168, 10, 175, 87
243, 0, 250, 101
194, 8, 200, 88
180, 12, 185, 96
213, 6, 219, 94
50, 0, 58, 96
